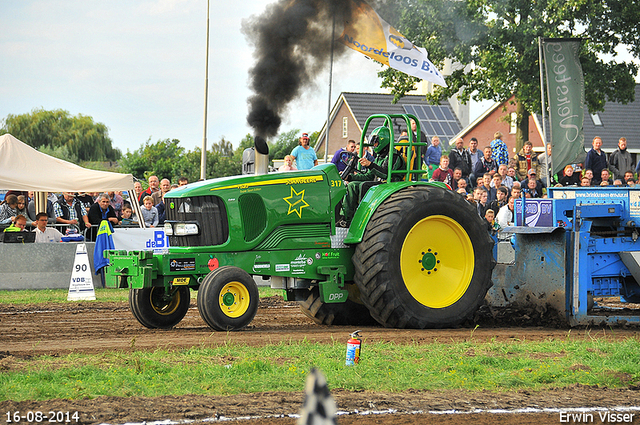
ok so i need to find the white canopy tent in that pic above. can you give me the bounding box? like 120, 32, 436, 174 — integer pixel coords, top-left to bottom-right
0, 133, 134, 191
0, 133, 144, 226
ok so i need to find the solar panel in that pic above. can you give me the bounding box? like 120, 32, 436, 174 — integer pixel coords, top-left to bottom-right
441, 122, 455, 135
404, 105, 416, 120
423, 106, 436, 120
402, 104, 462, 150
442, 108, 455, 121
432, 107, 445, 120
422, 121, 435, 135
431, 121, 444, 135
415, 107, 428, 120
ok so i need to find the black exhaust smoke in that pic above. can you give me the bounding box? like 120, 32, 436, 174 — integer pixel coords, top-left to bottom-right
243, 0, 376, 144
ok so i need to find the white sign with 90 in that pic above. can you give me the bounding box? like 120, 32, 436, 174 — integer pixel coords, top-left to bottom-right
67, 243, 96, 301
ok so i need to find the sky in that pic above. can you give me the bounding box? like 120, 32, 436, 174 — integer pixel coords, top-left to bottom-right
1, 0, 420, 155
18, 1, 639, 157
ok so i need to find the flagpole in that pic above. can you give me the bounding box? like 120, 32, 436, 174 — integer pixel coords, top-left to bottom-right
324, 13, 336, 163
538, 37, 551, 186
200, 0, 210, 180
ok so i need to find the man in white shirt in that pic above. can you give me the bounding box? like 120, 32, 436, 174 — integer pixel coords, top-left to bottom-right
34, 213, 63, 243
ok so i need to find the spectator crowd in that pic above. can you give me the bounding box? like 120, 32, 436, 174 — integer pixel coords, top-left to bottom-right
7, 130, 631, 242
422, 133, 639, 233
0, 175, 190, 242
316, 124, 638, 235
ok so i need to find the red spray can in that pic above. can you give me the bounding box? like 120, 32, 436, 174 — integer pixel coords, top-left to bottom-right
345, 330, 362, 366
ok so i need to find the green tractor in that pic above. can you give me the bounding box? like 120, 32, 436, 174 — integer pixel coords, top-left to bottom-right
105, 114, 495, 330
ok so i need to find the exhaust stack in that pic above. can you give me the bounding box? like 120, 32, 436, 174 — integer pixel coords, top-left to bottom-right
254, 135, 269, 175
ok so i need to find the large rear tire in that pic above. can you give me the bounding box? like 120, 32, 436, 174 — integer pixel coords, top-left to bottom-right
129, 286, 191, 329
197, 266, 259, 331
353, 186, 495, 328
299, 284, 377, 326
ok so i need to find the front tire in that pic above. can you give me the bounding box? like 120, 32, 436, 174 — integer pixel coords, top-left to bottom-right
353, 186, 495, 328
197, 266, 259, 331
129, 286, 191, 329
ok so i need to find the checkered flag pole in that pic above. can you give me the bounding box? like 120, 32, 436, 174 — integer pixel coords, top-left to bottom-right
297, 368, 338, 425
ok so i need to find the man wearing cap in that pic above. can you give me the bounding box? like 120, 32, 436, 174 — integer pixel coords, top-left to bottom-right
521, 169, 545, 197
290, 132, 318, 170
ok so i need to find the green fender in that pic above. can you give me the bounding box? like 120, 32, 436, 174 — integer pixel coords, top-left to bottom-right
343, 181, 449, 244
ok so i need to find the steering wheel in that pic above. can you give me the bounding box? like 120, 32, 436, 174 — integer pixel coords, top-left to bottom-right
340, 152, 359, 181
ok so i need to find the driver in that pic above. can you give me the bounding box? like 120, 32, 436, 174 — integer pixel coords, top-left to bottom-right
340, 126, 405, 227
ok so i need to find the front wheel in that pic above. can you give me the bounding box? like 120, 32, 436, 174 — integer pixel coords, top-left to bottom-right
197, 266, 259, 331
353, 186, 495, 328
129, 286, 191, 329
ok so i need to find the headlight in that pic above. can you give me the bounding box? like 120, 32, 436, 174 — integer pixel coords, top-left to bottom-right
163, 222, 173, 235
175, 223, 199, 236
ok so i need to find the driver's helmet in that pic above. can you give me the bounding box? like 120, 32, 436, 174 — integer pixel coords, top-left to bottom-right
370, 126, 391, 154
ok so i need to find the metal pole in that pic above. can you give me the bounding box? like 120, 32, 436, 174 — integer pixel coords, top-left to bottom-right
324, 13, 336, 162
200, 0, 210, 180
34, 192, 46, 216
538, 37, 551, 186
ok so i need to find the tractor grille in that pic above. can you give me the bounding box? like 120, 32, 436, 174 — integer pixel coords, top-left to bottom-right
166, 195, 229, 247
238, 193, 267, 242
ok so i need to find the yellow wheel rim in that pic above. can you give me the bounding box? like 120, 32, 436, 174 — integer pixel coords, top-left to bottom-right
219, 281, 251, 318
149, 287, 181, 316
400, 215, 474, 308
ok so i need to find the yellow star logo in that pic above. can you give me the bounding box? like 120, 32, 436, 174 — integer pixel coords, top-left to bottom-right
283, 187, 309, 218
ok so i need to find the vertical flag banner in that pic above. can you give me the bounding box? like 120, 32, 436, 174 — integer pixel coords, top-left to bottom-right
94, 219, 115, 275
340, 0, 447, 87
542, 38, 586, 174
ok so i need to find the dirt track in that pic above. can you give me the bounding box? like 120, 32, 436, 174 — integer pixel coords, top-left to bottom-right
1, 297, 640, 424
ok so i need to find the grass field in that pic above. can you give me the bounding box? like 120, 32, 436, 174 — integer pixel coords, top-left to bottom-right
1, 338, 639, 401
1, 289, 639, 402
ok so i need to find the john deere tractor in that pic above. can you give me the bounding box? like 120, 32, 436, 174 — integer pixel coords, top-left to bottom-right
104, 114, 495, 330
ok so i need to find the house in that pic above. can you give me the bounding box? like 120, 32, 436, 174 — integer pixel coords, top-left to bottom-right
314, 92, 463, 160
455, 96, 545, 157
582, 84, 640, 154
456, 84, 640, 161
315, 84, 640, 172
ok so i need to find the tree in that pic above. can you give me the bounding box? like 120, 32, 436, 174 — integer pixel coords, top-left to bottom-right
38, 144, 79, 164
207, 151, 242, 178
268, 128, 300, 161
120, 128, 306, 184
119, 138, 186, 182
234, 129, 311, 166
0, 108, 121, 162
211, 137, 234, 157
237, 133, 255, 153
120, 138, 244, 184
378, 0, 639, 150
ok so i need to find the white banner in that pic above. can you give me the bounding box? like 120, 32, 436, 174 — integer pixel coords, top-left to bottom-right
111, 228, 170, 254
340, 0, 447, 87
